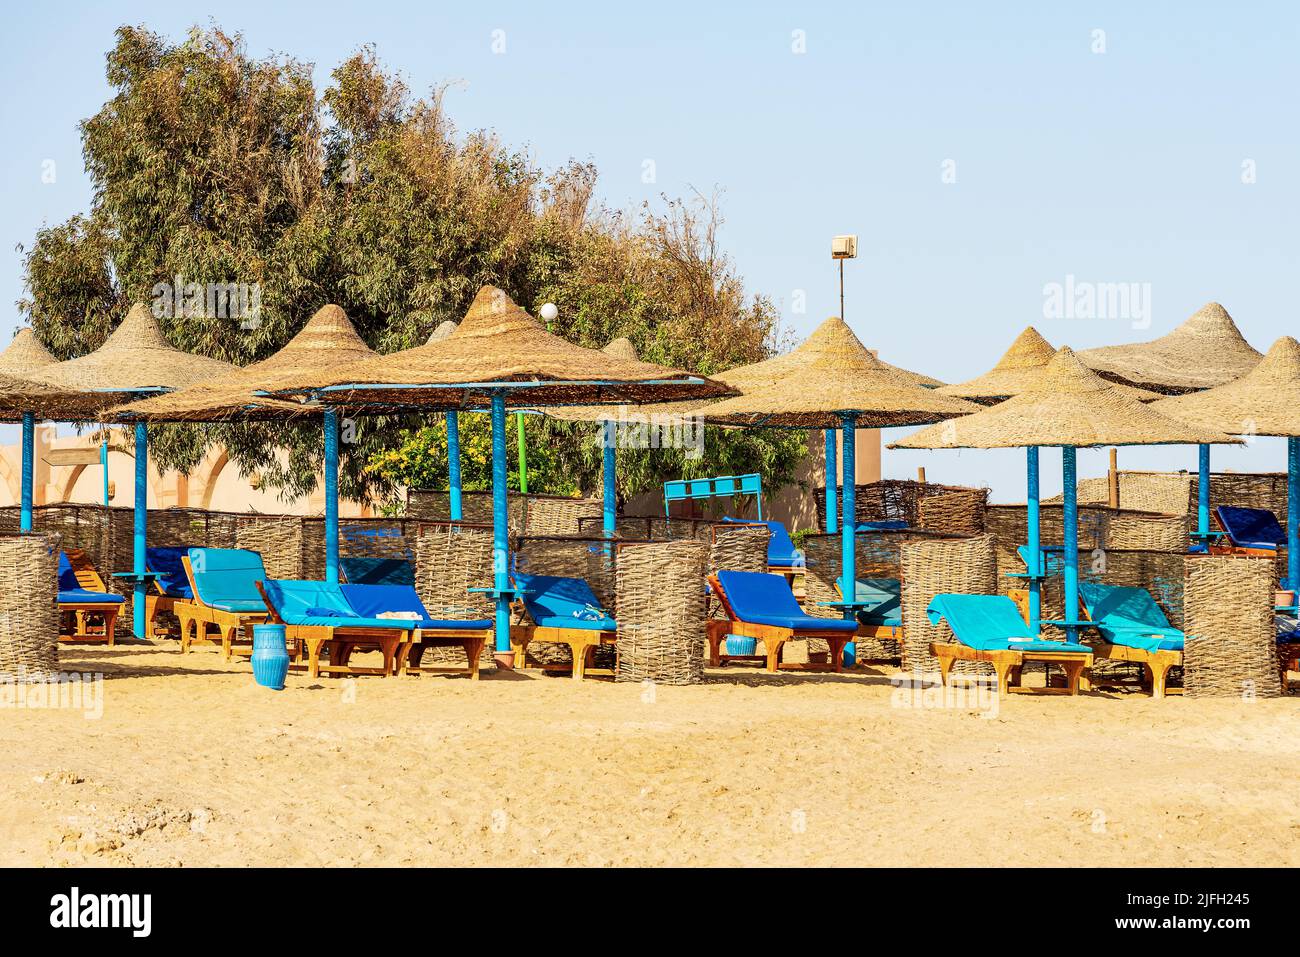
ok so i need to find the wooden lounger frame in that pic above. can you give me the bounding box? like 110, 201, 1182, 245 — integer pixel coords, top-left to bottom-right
58, 548, 122, 646
510, 622, 616, 680
930, 641, 1093, 697
254, 581, 410, 679
706, 574, 850, 674
398, 626, 488, 680
171, 555, 270, 659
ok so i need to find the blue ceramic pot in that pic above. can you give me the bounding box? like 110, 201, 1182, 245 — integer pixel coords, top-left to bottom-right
724, 634, 757, 656
251, 623, 289, 690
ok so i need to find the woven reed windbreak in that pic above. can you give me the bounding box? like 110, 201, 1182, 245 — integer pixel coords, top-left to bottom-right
407, 490, 526, 530
706, 524, 770, 623
916, 487, 990, 536
1183, 556, 1280, 698
814, 479, 989, 532
986, 504, 1187, 557
515, 535, 616, 610
235, 515, 305, 580
413, 523, 498, 665
899, 534, 998, 673
0, 533, 60, 678
1199, 473, 1291, 526
522, 496, 603, 536
615, 540, 708, 685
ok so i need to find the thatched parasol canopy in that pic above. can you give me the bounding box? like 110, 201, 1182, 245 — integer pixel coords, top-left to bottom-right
32, 303, 235, 416
938, 326, 1159, 404
600, 337, 638, 363
892, 347, 1239, 450
425, 320, 458, 344
106, 304, 375, 422
1076, 302, 1263, 395
1149, 336, 1300, 438
0, 328, 57, 373
268, 286, 735, 409
683, 315, 979, 429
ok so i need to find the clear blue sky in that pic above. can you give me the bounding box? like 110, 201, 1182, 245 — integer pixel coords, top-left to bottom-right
2, 1, 1296, 501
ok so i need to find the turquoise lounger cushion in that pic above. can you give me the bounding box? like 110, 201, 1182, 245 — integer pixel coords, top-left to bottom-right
263, 579, 414, 631
720, 517, 801, 567
856, 520, 908, 532
340, 583, 491, 631
853, 578, 901, 627
1079, 582, 1185, 652
926, 594, 1089, 653
1216, 505, 1285, 550
188, 548, 268, 611
340, 557, 415, 587
717, 570, 856, 633
146, 546, 193, 598
513, 573, 615, 632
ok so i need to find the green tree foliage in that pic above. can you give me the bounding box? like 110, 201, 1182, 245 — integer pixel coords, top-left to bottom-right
19, 25, 806, 507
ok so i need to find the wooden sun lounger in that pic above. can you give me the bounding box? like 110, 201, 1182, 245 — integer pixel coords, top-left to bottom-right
172, 554, 270, 659
255, 581, 410, 679
509, 622, 616, 680
58, 549, 123, 645
707, 573, 853, 673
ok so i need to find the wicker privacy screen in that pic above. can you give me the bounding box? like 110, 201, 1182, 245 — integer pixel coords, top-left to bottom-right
0, 532, 61, 677
615, 539, 708, 685
1183, 556, 1281, 698
814, 479, 990, 535
899, 534, 998, 673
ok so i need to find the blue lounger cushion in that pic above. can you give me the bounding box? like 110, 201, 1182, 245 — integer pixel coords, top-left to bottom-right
717, 570, 856, 633
720, 517, 801, 567
57, 552, 124, 604
926, 594, 1090, 653
1079, 582, 1185, 652
262, 579, 415, 631
513, 573, 615, 632
1216, 505, 1286, 550
340, 583, 491, 631
188, 548, 269, 613
856, 520, 908, 532
340, 557, 415, 587
853, 578, 901, 628
146, 546, 193, 598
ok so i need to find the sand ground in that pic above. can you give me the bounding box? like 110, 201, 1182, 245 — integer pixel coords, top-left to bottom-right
1, 643, 1297, 867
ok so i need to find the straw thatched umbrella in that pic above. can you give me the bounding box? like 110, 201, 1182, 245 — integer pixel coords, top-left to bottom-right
425, 320, 458, 345
1152, 336, 1300, 590
680, 315, 979, 621
0, 330, 90, 532
272, 286, 735, 662
892, 347, 1238, 634
937, 326, 1161, 592
1076, 301, 1265, 542
31, 303, 238, 638
106, 304, 380, 584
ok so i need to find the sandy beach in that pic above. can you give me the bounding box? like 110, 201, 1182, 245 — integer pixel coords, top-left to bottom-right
1, 644, 1296, 868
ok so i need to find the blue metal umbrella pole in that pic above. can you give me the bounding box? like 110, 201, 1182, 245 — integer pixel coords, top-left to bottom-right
101, 439, 110, 507
824, 429, 838, 533
323, 408, 340, 585
490, 393, 511, 653
1197, 443, 1211, 542
446, 410, 463, 522
1026, 445, 1042, 630
1061, 445, 1079, 641
839, 414, 856, 620
602, 419, 617, 540
132, 422, 148, 639
1289, 436, 1299, 592
19, 412, 34, 533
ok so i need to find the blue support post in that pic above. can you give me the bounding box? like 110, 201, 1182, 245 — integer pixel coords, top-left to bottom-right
490, 393, 511, 653
446, 411, 463, 522
1062, 445, 1079, 641
133, 422, 148, 639
19, 412, 34, 533
1288, 437, 1299, 592
602, 420, 617, 540
1197, 443, 1211, 541
1026, 445, 1041, 630
323, 408, 340, 585
839, 415, 856, 620
824, 429, 838, 533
